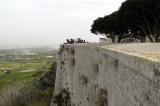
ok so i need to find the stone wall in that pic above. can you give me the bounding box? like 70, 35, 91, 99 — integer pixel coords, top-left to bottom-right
52, 43, 160, 106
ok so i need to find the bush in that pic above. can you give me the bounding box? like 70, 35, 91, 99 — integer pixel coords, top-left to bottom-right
0, 81, 42, 106
52, 89, 71, 106
36, 61, 57, 90
0, 61, 57, 106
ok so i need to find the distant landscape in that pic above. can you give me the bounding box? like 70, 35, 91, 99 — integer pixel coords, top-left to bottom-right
0, 47, 58, 106
0, 47, 57, 90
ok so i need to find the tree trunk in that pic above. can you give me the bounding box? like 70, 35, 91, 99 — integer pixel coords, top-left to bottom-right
147, 35, 154, 42
117, 37, 122, 43
155, 34, 160, 42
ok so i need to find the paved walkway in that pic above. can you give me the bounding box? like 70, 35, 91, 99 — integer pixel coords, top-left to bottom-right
102, 43, 160, 61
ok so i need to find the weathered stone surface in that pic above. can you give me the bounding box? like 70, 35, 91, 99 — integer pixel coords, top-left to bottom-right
52, 43, 160, 106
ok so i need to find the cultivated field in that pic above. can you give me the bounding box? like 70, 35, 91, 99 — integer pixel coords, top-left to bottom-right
0, 47, 57, 90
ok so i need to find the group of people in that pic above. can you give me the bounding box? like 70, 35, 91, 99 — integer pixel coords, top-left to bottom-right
65, 38, 87, 44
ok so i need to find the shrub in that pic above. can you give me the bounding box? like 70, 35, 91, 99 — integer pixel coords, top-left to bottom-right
59, 45, 64, 54
27, 89, 53, 106
0, 81, 42, 106
36, 61, 57, 90
52, 89, 71, 106
0, 61, 57, 106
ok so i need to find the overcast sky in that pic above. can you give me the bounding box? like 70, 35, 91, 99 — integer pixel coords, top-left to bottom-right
0, 0, 125, 47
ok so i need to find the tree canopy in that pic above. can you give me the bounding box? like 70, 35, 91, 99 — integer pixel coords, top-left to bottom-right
91, 0, 160, 43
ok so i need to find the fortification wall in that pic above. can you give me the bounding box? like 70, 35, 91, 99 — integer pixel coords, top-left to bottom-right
52, 43, 160, 106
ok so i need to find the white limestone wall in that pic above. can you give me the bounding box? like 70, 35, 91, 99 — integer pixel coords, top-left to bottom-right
53, 43, 160, 106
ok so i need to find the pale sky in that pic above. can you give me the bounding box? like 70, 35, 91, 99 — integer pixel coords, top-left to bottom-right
0, 0, 125, 47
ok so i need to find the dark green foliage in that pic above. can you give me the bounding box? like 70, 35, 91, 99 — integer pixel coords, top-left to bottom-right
52, 89, 71, 106
0, 61, 57, 106
91, 12, 130, 43
59, 45, 65, 54
36, 61, 57, 90
91, 0, 160, 42
119, 0, 160, 42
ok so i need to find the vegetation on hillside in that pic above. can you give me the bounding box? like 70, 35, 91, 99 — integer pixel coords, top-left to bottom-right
0, 47, 56, 90
0, 61, 57, 106
0, 47, 57, 106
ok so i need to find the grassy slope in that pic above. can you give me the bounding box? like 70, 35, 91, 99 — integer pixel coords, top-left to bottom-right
0, 61, 57, 106
0, 49, 56, 90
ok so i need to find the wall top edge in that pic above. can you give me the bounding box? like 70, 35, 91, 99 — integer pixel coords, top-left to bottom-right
61, 43, 160, 63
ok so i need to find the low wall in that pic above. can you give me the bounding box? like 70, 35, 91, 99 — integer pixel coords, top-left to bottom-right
52, 43, 160, 106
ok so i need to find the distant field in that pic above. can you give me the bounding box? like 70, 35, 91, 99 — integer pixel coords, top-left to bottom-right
0, 47, 57, 90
